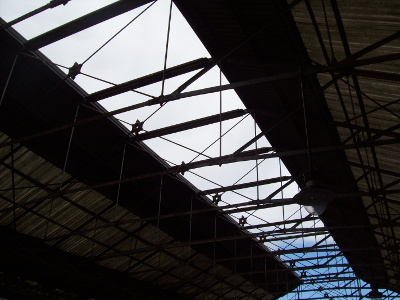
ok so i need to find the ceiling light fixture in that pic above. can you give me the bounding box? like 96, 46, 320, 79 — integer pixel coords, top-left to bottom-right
366, 286, 383, 300
293, 177, 335, 216
294, 68, 335, 216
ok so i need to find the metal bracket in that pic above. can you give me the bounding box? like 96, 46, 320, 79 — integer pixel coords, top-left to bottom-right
180, 161, 186, 175
67, 62, 82, 80
49, 0, 71, 8
212, 193, 221, 205
239, 215, 247, 226
131, 120, 143, 136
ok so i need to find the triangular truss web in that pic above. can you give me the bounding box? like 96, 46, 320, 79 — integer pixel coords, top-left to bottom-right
0, 0, 399, 299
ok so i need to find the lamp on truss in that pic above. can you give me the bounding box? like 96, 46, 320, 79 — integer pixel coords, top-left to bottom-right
366, 286, 383, 300
293, 176, 335, 216
294, 68, 335, 216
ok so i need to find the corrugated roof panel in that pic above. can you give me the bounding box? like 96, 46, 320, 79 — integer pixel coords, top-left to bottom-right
10, 210, 48, 238
92, 227, 130, 250
98, 256, 131, 272
292, 0, 400, 292
72, 188, 113, 211
8, 0, 400, 296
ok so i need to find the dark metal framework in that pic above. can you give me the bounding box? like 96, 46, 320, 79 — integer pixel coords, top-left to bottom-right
0, 0, 399, 299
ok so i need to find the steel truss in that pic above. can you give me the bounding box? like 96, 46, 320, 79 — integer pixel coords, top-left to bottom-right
0, 0, 399, 299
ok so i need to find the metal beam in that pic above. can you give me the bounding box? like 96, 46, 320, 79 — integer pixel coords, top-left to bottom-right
4, 51, 400, 150
93, 224, 395, 260
0, 190, 113, 255
352, 69, 400, 82
199, 175, 292, 195
0, 0, 71, 30
238, 267, 356, 278
244, 215, 311, 230
36, 197, 298, 241
131, 109, 248, 141
0, 161, 289, 298
85, 58, 212, 103
143, 251, 339, 268
331, 0, 400, 267
3, 136, 399, 208
171, 0, 305, 96
352, 31, 400, 60
305, 6, 392, 281
176, 53, 400, 101
335, 121, 400, 140
0, 167, 254, 298
25, 0, 154, 50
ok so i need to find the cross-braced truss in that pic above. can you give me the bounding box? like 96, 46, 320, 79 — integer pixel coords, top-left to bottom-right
0, 0, 399, 299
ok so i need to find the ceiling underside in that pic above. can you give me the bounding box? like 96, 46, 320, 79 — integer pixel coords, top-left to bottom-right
0, 0, 399, 299
291, 0, 400, 291
0, 12, 298, 300
173, 0, 400, 293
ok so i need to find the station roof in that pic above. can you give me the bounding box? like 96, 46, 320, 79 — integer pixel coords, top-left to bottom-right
0, 15, 298, 300
0, 0, 399, 298
173, 0, 400, 293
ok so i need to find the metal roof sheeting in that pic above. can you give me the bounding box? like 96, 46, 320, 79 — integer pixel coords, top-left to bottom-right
1, 0, 399, 298
0, 13, 299, 298
0, 135, 281, 298
292, 0, 400, 292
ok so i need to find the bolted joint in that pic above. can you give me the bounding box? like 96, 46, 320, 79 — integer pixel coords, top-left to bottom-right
238, 215, 247, 226
49, 0, 71, 9
366, 285, 383, 299
161, 91, 180, 106
180, 161, 186, 175
130, 120, 144, 136
212, 193, 221, 205
67, 62, 82, 80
